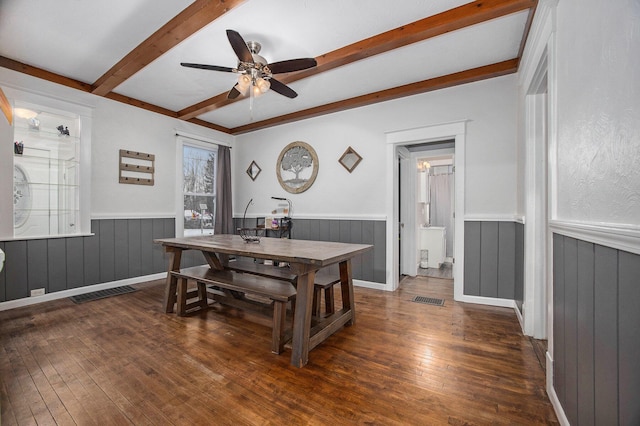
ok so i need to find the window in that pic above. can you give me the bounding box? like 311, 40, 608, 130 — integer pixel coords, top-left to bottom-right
182, 143, 217, 236
12, 99, 88, 238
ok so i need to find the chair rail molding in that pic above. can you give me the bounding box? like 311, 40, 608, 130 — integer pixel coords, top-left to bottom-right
549, 220, 640, 256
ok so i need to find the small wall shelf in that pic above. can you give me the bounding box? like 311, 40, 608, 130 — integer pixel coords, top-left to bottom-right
119, 149, 155, 185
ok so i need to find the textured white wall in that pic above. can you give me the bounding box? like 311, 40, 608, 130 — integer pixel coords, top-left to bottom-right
555, 0, 640, 224
234, 75, 519, 219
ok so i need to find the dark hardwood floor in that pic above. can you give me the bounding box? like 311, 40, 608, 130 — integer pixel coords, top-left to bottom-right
0, 275, 558, 425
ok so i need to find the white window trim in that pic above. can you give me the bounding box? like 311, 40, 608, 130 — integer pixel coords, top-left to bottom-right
175, 135, 219, 237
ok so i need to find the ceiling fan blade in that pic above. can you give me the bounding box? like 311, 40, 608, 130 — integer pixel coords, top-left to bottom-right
180, 63, 234, 72
269, 78, 298, 98
226, 29, 254, 63
227, 85, 242, 99
268, 58, 317, 74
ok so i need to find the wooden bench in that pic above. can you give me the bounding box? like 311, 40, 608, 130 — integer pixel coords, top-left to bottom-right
170, 265, 297, 354
226, 259, 341, 317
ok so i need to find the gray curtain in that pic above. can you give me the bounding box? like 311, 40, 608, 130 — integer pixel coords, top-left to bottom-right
430, 171, 454, 257
214, 145, 234, 234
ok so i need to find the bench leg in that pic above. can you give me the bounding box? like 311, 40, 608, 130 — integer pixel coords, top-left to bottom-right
272, 301, 287, 354
176, 277, 188, 316
324, 286, 335, 315
312, 287, 322, 317
197, 282, 208, 310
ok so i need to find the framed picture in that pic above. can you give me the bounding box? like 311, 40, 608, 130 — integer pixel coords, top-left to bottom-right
339, 146, 363, 173
246, 160, 261, 181
276, 141, 319, 194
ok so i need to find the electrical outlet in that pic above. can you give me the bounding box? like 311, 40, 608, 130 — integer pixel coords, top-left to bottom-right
30, 288, 45, 297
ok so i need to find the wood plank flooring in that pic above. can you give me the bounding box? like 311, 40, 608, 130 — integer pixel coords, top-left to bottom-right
0, 275, 558, 425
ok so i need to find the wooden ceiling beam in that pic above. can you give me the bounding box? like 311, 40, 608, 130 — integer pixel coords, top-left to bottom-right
178, 0, 536, 120
0, 56, 93, 92
91, 0, 247, 96
230, 59, 519, 135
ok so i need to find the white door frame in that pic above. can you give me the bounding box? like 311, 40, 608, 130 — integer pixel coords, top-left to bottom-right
398, 147, 415, 277
524, 54, 550, 339
385, 121, 467, 296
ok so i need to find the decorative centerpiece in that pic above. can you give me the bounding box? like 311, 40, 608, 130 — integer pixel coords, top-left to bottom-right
238, 198, 262, 243
238, 227, 262, 243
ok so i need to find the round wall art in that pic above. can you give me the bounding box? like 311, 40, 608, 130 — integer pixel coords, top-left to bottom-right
276, 141, 318, 194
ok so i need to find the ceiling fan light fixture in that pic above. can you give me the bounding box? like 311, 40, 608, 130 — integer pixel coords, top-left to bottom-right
256, 77, 270, 94
181, 29, 316, 103
237, 74, 251, 91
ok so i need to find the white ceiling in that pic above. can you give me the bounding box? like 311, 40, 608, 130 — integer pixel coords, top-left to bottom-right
0, 0, 536, 134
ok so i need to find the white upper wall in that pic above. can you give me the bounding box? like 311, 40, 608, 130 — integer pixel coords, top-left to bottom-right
554, 0, 640, 225
1, 66, 519, 231
234, 74, 519, 219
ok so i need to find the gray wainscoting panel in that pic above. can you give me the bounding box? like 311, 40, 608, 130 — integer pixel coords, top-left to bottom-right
99, 219, 116, 283
128, 219, 142, 278
514, 223, 524, 311
47, 238, 67, 293
553, 234, 565, 410
26, 239, 48, 293
0, 218, 175, 302
83, 221, 101, 286
5, 240, 28, 300
0, 242, 5, 302
562, 237, 579, 424
233, 217, 386, 284
480, 222, 499, 297
140, 219, 154, 276
114, 220, 130, 280
464, 221, 523, 300
576, 240, 595, 426
66, 237, 85, 289
553, 233, 640, 425
497, 222, 516, 299
463, 222, 481, 296
618, 251, 640, 425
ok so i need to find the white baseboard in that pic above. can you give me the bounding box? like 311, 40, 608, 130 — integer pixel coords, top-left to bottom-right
0, 273, 166, 312
0, 274, 384, 311
515, 302, 524, 330
354, 279, 386, 291
546, 351, 570, 426
454, 294, 517, 309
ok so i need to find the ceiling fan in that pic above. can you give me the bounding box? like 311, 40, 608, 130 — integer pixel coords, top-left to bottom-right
181, 29, 317, 100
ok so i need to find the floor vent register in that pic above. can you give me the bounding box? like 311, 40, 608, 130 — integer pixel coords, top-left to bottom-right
412, 296, 445, 306
70, 286, 137, 304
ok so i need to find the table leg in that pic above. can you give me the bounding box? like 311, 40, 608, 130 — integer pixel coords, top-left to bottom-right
339, 260, 355, 326
290, 264, 316, 368
203, 251, 225, 270
162, 247, 183, 313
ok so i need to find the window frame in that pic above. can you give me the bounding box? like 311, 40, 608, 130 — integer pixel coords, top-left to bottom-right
175, 135, 219, 237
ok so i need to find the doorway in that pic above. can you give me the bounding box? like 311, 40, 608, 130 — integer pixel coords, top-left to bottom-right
385, 121, 466, 297
414, 149, 455, 279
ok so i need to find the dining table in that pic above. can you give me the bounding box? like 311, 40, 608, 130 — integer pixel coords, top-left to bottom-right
154, 234, 373, 367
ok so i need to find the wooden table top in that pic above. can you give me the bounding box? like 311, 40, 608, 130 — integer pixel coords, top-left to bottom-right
155, 234, 372, 267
